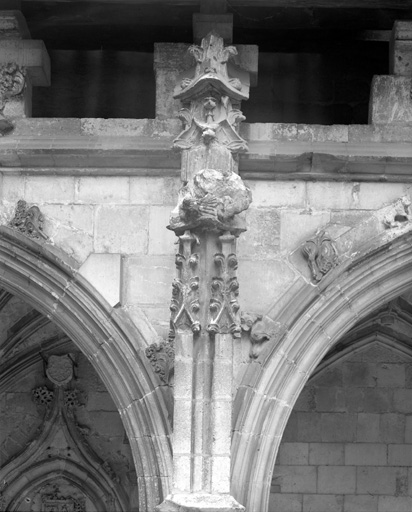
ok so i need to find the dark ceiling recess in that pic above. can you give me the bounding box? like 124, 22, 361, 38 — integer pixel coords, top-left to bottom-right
25, 1, 412, 123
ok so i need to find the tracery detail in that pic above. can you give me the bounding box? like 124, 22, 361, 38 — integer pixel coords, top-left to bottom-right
170, 230, 201, 333
207, 232, 241, 336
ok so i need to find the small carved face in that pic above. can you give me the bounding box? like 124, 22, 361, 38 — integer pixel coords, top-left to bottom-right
203, 97, 217, 111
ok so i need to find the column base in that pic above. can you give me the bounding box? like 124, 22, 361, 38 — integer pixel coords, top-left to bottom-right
156, 494, 245, 512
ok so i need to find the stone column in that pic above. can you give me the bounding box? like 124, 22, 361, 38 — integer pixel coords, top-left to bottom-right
369, 20, 412, 125
155, 30, 257, 512
0, 10, 50, 134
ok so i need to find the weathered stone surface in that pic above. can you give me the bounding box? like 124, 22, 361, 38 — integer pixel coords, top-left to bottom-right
390, 21, 412, 77
157, 494, 244, 511
77, 177, 129, 204
237, 208, 280, 260
25, 176, 75, 204
369, 76, 412, 125
280, 211, 331, 253
169, 165, 252, 235
94, 205, 149, 253
79, 253, 121, 307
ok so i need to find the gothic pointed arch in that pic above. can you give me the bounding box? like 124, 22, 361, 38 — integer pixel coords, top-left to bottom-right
0, 226, 172, 511
232, 229, 412, 512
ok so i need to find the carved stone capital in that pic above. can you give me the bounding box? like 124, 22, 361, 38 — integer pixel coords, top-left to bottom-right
302, 230, 338, 283
9, 199, 48, 240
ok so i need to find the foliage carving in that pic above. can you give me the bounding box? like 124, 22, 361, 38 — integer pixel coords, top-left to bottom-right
302, 230, 338, 283
9, 199, 48, 240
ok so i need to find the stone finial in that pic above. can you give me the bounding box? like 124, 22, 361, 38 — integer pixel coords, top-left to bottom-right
9, 199, 48, 240
302, 230, 338, 283
175, 31, 249, 102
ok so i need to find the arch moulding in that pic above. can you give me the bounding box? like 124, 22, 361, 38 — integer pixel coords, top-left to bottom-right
0, 226, 173, 512
232, 227, 412, 512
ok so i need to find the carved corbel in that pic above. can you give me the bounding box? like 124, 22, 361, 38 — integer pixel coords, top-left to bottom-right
241, 312, 281, 359
9, 199, 48, 240
302, 230, 338, 283
0, 62, 26, 135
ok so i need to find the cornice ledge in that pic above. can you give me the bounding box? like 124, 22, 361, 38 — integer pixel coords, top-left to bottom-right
0, 118, 411, 179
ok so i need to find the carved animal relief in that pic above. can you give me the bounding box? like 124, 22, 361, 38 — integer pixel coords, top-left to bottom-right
9, 199, 48, 240
241, 312, 281, 359
302, 230, 338, 282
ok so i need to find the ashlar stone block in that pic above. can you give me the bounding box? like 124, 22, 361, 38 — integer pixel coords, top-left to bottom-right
317, 466, 356, 494
390, 21, 412, 77
79, 253, 121, 307
369, 76, 412, 125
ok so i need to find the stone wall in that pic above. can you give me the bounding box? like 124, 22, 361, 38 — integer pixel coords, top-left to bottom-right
1, 172, 410, 345
270, 344, 412, 512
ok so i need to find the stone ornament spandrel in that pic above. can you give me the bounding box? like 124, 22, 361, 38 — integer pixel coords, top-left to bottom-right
302, 229, 338, 283
0, 62, 26, 135
145, 338, 175, 385
9, 199, 48, 240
